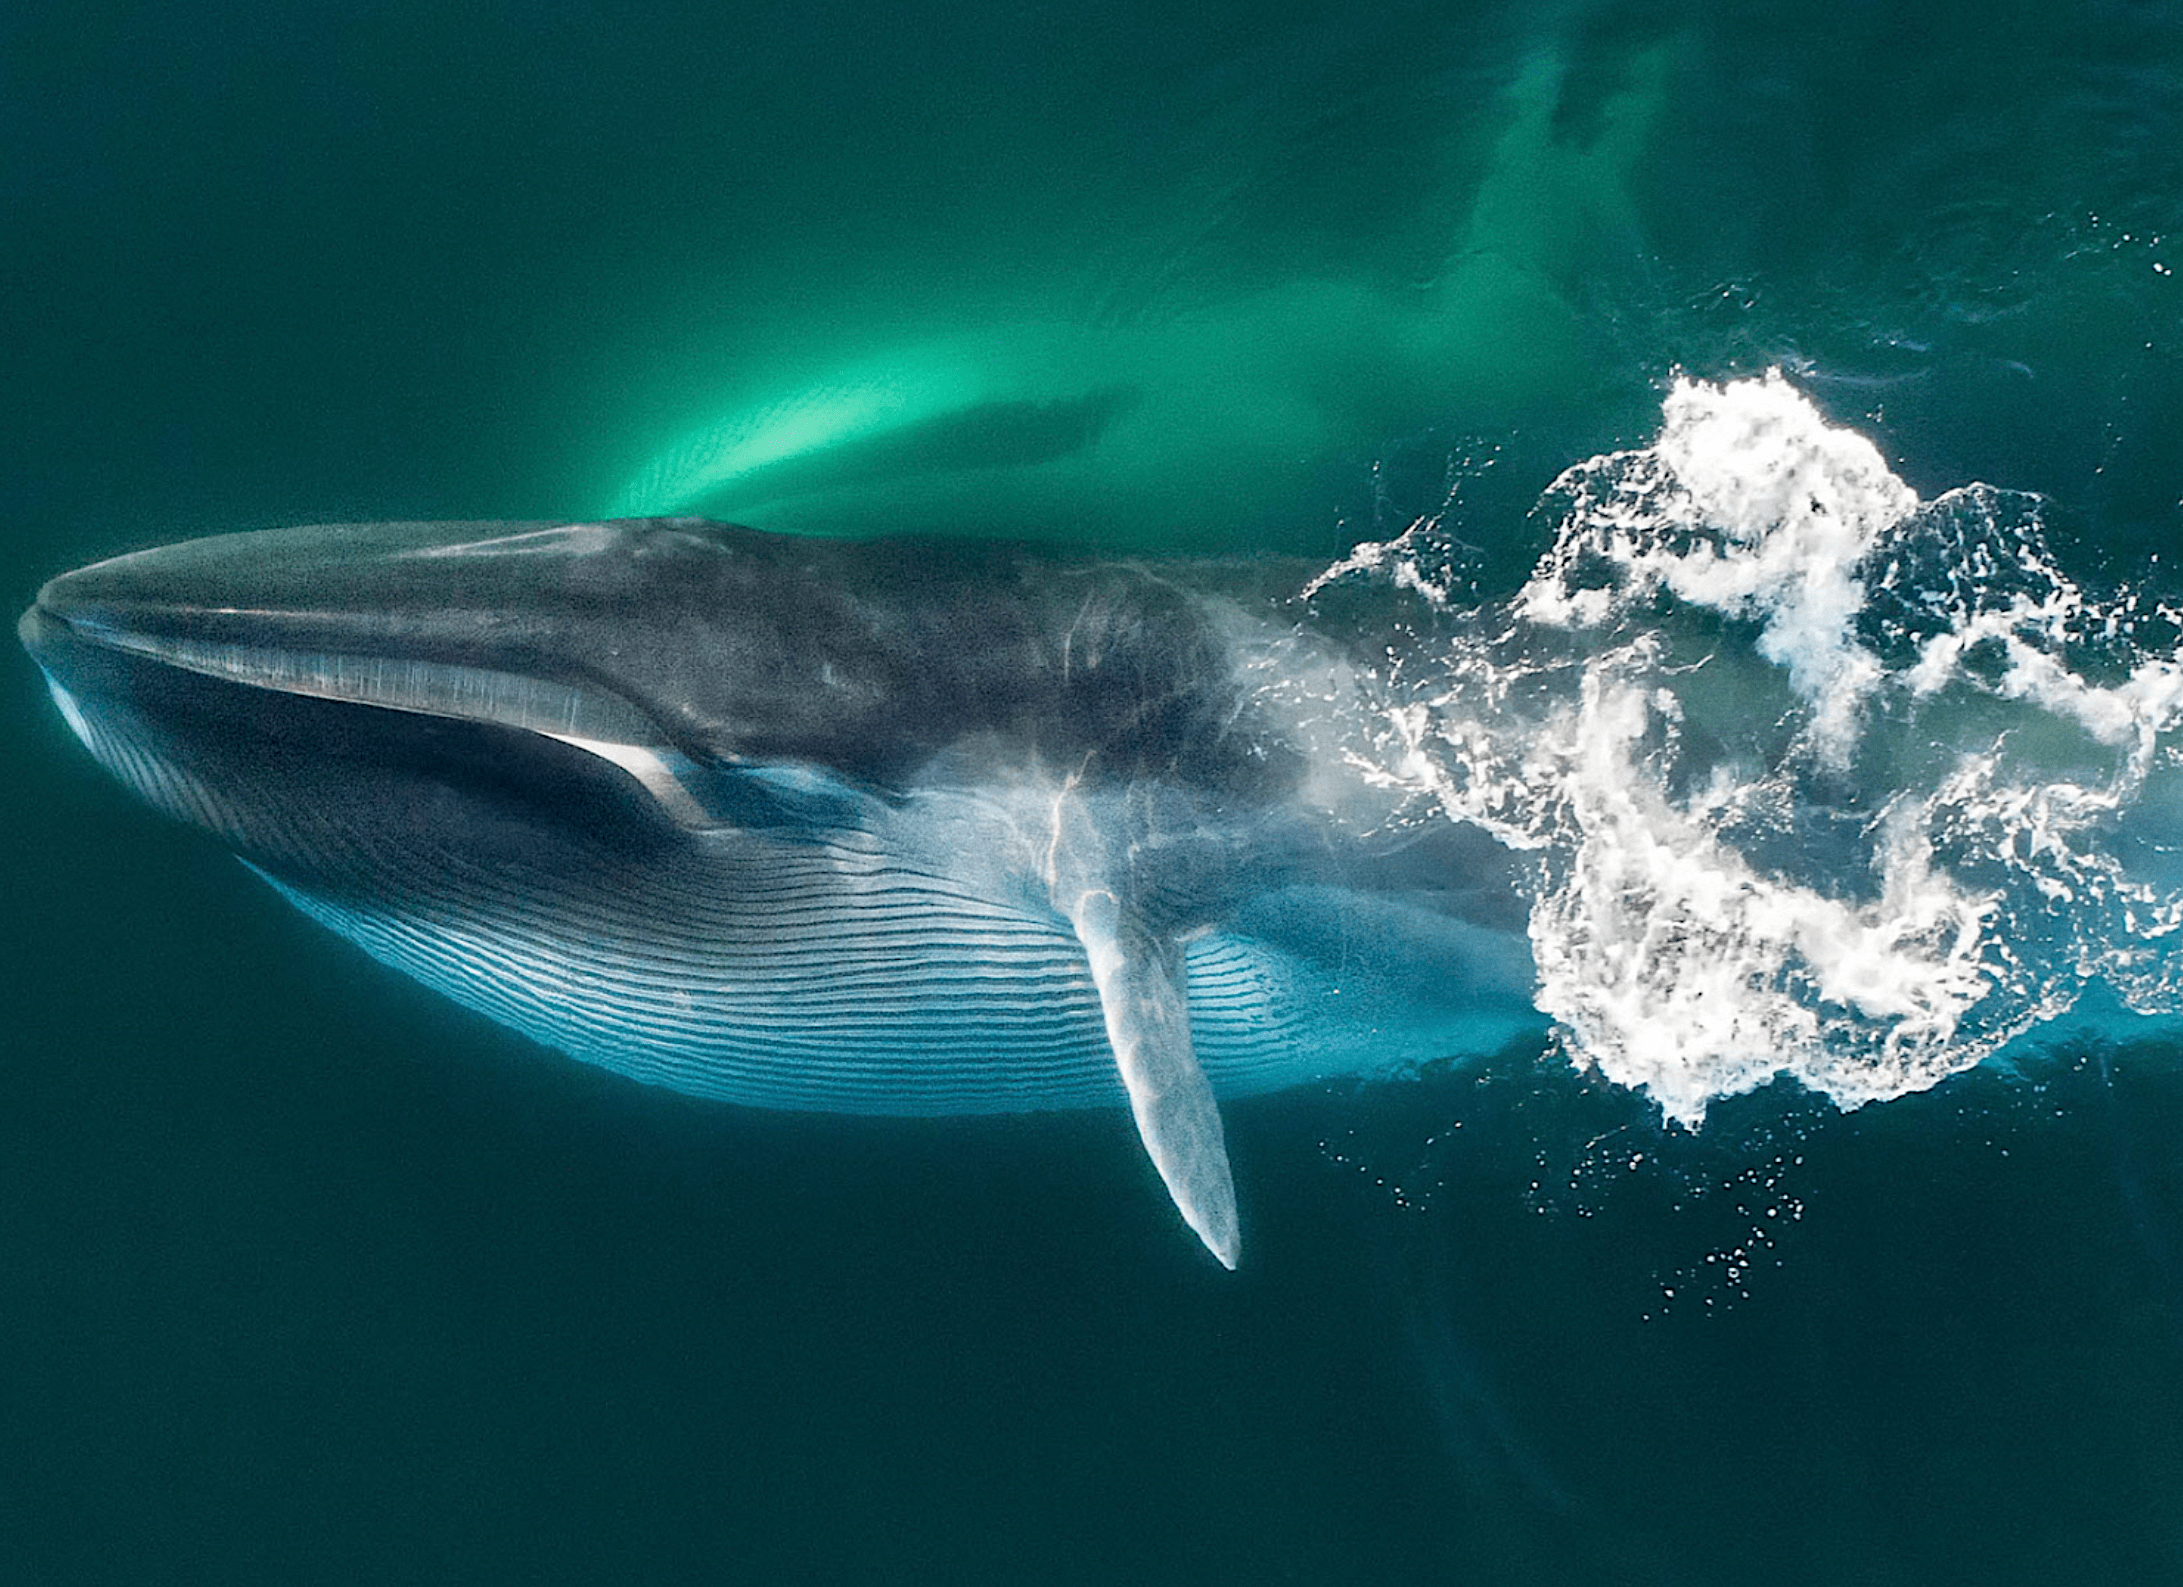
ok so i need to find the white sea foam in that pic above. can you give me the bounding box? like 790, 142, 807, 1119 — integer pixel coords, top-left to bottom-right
1313, 371, 2183, 1124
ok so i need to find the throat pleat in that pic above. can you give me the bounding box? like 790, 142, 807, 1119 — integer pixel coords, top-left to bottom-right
245, 820, 1326, 1115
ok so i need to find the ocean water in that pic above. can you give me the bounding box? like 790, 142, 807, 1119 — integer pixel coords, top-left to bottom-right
5, 2, 2182, 1582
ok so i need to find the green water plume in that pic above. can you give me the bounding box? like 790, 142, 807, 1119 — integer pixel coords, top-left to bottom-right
602, 38, 1681, 550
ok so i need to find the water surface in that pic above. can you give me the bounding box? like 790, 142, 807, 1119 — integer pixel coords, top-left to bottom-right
5, 1, 2181, 1581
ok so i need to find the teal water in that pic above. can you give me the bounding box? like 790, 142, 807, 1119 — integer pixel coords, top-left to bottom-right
6, 2, 2182, 1582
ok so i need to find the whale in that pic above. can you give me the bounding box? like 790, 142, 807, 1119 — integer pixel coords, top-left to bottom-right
20, 518, 1540, 1265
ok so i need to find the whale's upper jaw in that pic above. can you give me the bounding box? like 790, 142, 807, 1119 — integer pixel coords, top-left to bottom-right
21, 521, 752, 833
28, 548, 667, 748
25, 519, 707, 743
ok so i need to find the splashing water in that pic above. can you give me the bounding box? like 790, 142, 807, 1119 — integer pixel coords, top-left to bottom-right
1311, 371, 2183, 1125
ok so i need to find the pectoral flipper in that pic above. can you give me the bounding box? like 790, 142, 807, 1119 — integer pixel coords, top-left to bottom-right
1065, 886, 1240, 1269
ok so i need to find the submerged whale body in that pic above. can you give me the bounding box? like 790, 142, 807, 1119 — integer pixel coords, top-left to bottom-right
20, 518, 1539, 1265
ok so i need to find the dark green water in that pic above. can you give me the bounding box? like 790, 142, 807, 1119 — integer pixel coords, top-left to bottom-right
6, 2, 2182, 1582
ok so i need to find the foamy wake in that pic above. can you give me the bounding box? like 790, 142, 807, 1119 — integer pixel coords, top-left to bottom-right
1311, 371, 2183, 1124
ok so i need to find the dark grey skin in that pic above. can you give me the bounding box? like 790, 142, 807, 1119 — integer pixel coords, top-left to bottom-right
22, 519, 1538, 1266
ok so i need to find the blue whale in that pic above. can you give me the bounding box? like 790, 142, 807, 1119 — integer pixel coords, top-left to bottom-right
21, 519, 1539, 1265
